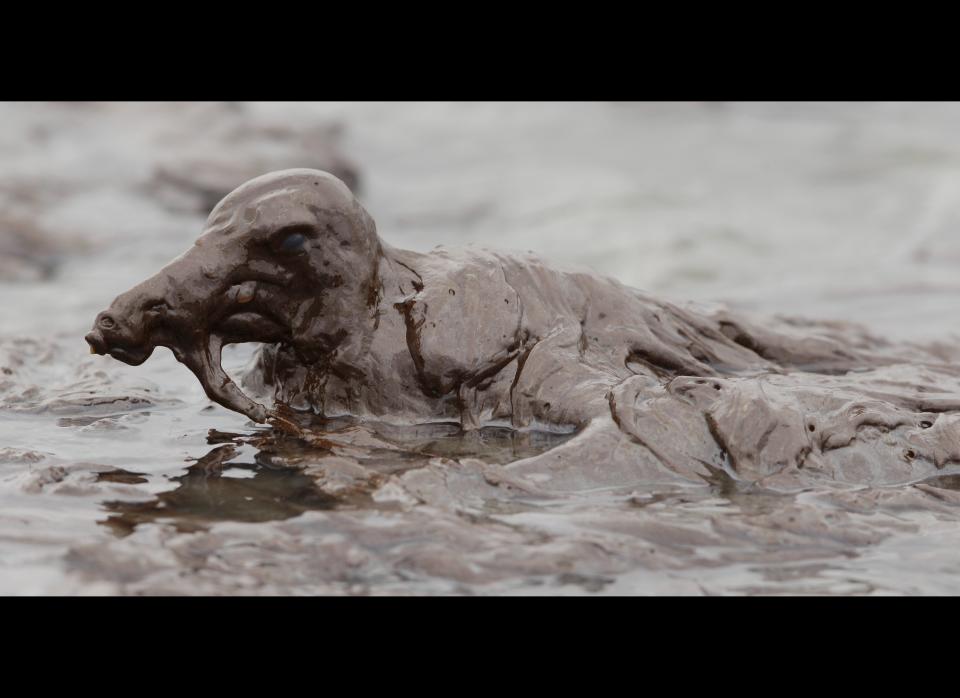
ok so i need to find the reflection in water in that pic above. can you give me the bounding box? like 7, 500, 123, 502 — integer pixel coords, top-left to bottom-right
364, 421, 577, 465
264, 410, 578, 465
100, 445, 339, 537
96, 470, 149, 485
99, 418, 577, 537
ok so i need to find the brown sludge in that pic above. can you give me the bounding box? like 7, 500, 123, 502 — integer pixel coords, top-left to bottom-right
85, 169, 960, 490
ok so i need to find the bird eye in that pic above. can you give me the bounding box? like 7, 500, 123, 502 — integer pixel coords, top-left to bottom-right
279, 232, 307, 253
146, 300, 171, 315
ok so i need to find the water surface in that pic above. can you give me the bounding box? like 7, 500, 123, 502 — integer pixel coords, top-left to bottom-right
4, 102, 960, 594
